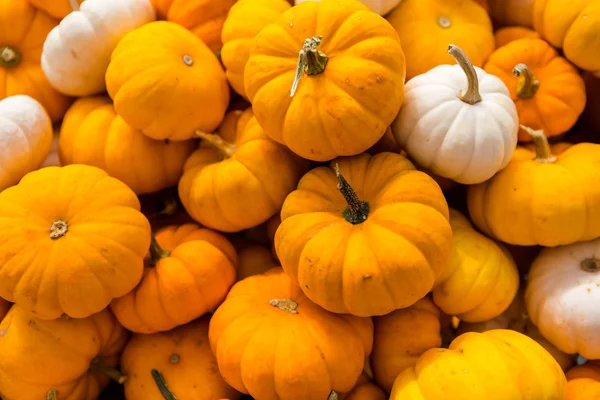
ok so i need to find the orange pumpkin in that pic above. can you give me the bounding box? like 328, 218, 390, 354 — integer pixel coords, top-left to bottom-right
494, 26, 540, 48
566, 362, 600, 400
121, 317, 240, 400
0, 0, 72, 122
59, 96, 196, 195
371, 297, 442, 393
111, 223, 237, 333
337, 373, 387, 400
0, 306, 129, 400
150, 0, 236, 52
237, 244, 277, 281
275, 152, 452, 317
28, 0, 84, 19
209, 267, 374, 400
488, 0, 535, 28
484, 38, 586, 142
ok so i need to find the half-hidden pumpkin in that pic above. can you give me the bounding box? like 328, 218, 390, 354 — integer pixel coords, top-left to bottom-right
566, 362, 600, 400
28, 0, 84, 19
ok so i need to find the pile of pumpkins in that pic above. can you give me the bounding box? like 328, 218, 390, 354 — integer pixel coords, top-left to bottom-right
0, 0, 599, 398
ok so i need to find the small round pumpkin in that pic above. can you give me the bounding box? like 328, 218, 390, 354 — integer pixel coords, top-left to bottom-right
0, 0, 71, 122
337, 373, 387, 400
392, 45, 519, 184
42, 0, 155, 97
178, 108, 307, 232
244, 0, 406, 162
0, 95, 53, 192
494, 26, 540, 48
295, 0, 402, 16
27, 0, 84, 19
433, 208, 519, 322
371, 297, 442, 393
275, 152, 452, 317
237, 244, 277, 281
106, 21, 229, 141
59, 96, 196, 195
121, 317, 241, 400
150, 0, 236, 53
0, 306, 129, 400
484, 38, 586, 142
0, 164, 151, 319
111, 223, 237, 334
487, 0, 534, 28
525, 237, 600, 360
566, 362, 600, 400
386, 0, 494, 80
389, 329, 567, 399
468, 127, 600, 246
209, 267, 374, 400
221, 0, 291, 98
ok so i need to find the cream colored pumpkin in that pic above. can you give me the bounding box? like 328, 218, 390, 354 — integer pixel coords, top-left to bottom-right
42, 0, 155, 97
526, 237, 600, 360
0, 95, 52, 192
294, 0, 401, 15
392, 45, 518, 184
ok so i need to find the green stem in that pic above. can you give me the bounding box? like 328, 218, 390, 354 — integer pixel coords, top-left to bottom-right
151, 369, 178, 400
0, 46, 22, 69
88, 358, 127, 384
149, 235, 171, 266
334, 164, 369, 225
513, 63, 540, 99
290, 36, 328, 97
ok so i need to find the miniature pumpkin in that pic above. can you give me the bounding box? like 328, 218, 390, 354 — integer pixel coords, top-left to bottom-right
468, 127, 600, 246
0, 0, 71, 122
525, 237, 600, 360
275, 152, 452, 317
386, 0, 494, 80
179, 108, 306, 232
209, 267, 374, 400
106, 21, 229, 141
371, 297, 442, 393
150, 0, 236, 52
337, 373, 387, 400
27, 0, 84, 19
121, 317, 240, 400
484, 38, 586, 142
221, 0, 290, 98
0, 164, 151, 319
42, 0, 155, 97
534, 0, 600, 75
487, 0, 534, 28
0, 306, 129, 400
59, 96, 196, 195
494, 26, 540, 48
566, 362, 600, 400
237, 244, 277, 281
295, 0, 402, 16
244, 0, 406, 162
392, 45, 518, 184
111, 223, 237, 334
0, 95, 53, 192
390, 329, 567, 399
433, 209, 519, 322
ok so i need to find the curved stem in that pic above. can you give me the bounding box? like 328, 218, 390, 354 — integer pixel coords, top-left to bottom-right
195, 131, 236, 158
269, 298, 299, 314
334, 164, 369, 224
151, 369, 178, 400
581, 258, 600, 273
447, 45, 482, 104
89, 358, 127, 384
149, 235, 171, 266
513, 63, 540, 99
290, 36, 328, 97
520, 125, 556, 163
0, 46, 22, 69
47, 389, 58, 400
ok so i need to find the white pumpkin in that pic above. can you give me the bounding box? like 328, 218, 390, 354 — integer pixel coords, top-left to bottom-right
294, 0, 401, 15
0, 96, 53, 191
525, 237, 600, 360
392, 44, 519, 185
41, 0, 156, 97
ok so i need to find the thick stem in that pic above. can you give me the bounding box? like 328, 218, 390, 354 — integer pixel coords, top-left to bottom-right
89, 358, 127, 384
513, 63, 540, 99
69, 0, 80, 11
47, 389, 58, 400
269, 298, 299, 314
290, 36, 328, 97
0, 46, 22, 69
334, 164, 369, 225
195, 131, 236, 158
151, 369, 178, 400
328, 391, 339, 400
447, 45, 482, 105
149, 235, 171, 266
50, 220, 68, 240
520, 125, 557, 163
581, 258, 600, 273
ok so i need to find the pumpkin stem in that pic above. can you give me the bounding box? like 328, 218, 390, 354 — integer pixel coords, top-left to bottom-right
581, 258, 600, 273
513, 63, 540, 99
49, 220, 68, 240
89, 358, 127, 384
334, 164, 369, 225
148, 196, 179, 219
269, 298, 299, 314
149, 234, 171, 266
290, 36, 328, 97
520, 125, 557, 163
0, 46, 22, 69
328, 391, 339, 400
69, 0, 80, 11
437, 16, 452, 28
47, 389, 58, 400
447, 44, 482, 105
151, 369, 178, 400
195, 131, 236, 158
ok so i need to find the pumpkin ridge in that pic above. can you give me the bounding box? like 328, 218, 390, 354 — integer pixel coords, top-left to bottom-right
234, 146, 283, 210
207, 165, 244, 230
362, 229, 403, 308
